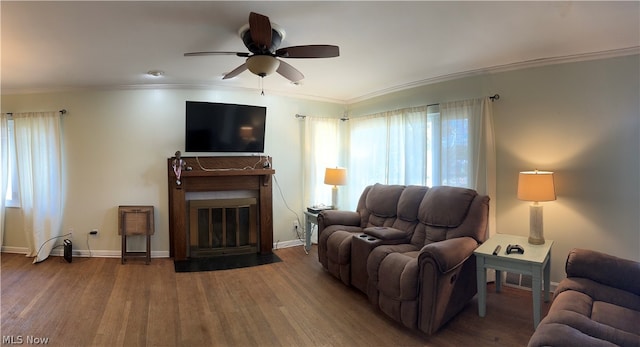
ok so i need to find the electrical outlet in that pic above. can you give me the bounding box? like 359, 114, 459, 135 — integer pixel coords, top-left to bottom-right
69, 228, 74, 238
90, 229, 98, 235
292, 220, 300, 234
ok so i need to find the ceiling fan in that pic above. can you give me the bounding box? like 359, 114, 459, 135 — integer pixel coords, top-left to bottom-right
184, 12, 340, 83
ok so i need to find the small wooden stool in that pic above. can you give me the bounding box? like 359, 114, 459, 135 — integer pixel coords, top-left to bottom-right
118, 205, 154, 264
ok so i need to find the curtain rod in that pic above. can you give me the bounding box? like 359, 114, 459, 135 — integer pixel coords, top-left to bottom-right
295, 113, 349, 121
295, 94, 500, 119
5, 109, 67, 116
427, 94, 500, 107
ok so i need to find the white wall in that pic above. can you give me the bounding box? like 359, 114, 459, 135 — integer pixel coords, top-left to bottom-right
1, 88, 344, 255
349, 54, 640, 283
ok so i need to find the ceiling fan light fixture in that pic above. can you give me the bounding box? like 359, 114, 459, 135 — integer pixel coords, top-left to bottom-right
246, 55, 280, 77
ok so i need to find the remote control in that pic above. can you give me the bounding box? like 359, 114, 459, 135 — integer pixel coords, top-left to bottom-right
492, 245, 501, 255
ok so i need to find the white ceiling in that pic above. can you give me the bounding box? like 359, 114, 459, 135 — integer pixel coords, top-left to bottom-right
2, 1, 639, 103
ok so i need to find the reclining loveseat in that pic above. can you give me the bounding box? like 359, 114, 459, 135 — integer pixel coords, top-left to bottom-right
317, 183, 490, 335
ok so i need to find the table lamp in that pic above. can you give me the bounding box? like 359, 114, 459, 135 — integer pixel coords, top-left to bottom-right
517, 170, 556, 245
324, 167, 347, 209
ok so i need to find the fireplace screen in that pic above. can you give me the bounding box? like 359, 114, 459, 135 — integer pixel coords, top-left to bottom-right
188, 198, 258, 257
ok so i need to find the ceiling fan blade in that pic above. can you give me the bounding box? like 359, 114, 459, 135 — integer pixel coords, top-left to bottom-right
249, 12, 272, 51
276, 45, 340, 58
276, 59, 304, 82
184, 51, 249, 57
223, 63, 248, 79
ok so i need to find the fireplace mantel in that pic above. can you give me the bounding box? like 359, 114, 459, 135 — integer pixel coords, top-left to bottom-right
167, 156, 275, 260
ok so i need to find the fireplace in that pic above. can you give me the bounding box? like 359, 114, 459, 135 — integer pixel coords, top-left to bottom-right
167, 156, 274, 260
188, 198, 258, 257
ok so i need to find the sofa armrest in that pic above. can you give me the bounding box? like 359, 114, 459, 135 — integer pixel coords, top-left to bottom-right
364, 227, 411, 241
565, 248, 640, 296
317, 210, 361, 231
418, 237, 479, 274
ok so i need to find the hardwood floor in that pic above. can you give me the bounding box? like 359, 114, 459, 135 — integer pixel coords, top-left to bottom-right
1, 246, 549, 346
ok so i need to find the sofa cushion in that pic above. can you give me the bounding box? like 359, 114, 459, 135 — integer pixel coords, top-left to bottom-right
556, 277, 640, 312
326, 230, 355, 285
548, 285, 593, 317
365, 184, 404, 218
592, 301, 640, 336
396, 185, 429, 222
529, 310, 635, 347
377, 251, 420, 300
418, 186, 476, 228
552, 278, 640, 336
566, 248, 640, 296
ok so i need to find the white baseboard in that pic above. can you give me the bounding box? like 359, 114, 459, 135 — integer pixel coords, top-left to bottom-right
1, 246, 29, 254
1, 246, 169, 259
273, 239, 304, 249
2, 241, 304, 258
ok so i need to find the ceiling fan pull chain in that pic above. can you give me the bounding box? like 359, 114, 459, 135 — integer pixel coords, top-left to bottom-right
260, 77, 265, 96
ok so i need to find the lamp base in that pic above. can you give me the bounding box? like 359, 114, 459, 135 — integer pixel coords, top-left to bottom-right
331, 185, 338, 210
528, 204, 545, 245
528, 236, 545, 245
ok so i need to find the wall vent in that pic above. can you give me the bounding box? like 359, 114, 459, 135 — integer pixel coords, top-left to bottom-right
504, 272, 533, 289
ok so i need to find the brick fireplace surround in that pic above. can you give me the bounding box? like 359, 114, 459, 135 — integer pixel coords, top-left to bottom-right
167, 156, 275, 260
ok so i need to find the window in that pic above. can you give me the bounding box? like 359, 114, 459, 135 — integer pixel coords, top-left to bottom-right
5, 119, 20, 207
355, 107, 442, 186
305, 97, 494, 212
344, 106, 445, 209
441, 116, 470, 187
302, 117, 343, 207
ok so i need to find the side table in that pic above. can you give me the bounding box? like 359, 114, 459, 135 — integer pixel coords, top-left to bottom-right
474, 233, 553, 329
118, 205, 154, 264
303, 211, 319, 252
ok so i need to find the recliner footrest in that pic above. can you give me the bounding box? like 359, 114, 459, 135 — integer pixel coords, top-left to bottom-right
326, 230, 354, 285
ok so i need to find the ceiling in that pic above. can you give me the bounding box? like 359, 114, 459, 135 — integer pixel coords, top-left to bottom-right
2, 1, 639, 103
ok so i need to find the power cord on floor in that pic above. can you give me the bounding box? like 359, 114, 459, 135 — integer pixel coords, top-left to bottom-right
33, 232, 72, 263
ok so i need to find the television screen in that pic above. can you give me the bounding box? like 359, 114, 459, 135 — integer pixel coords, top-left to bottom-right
185, 101, 266, 153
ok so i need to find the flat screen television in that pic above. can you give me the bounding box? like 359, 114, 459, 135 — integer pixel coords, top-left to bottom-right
185, 101, 267, 153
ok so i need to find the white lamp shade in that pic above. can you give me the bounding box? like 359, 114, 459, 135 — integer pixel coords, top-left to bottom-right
246, 55, 280, 77
517, 170, 556, 202
324, 167, 347, 186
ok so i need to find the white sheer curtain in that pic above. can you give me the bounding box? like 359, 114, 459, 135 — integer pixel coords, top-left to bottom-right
441, 97, 496, 237
302, 116, 343, 208
0, 114, 9, 247
13, 111, 64, 263
345, 106, 434, 208
344, 98, 495, 226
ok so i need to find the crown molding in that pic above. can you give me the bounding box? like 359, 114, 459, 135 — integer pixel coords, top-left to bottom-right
347, 46, 640, 104
1, 82, 347, 104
